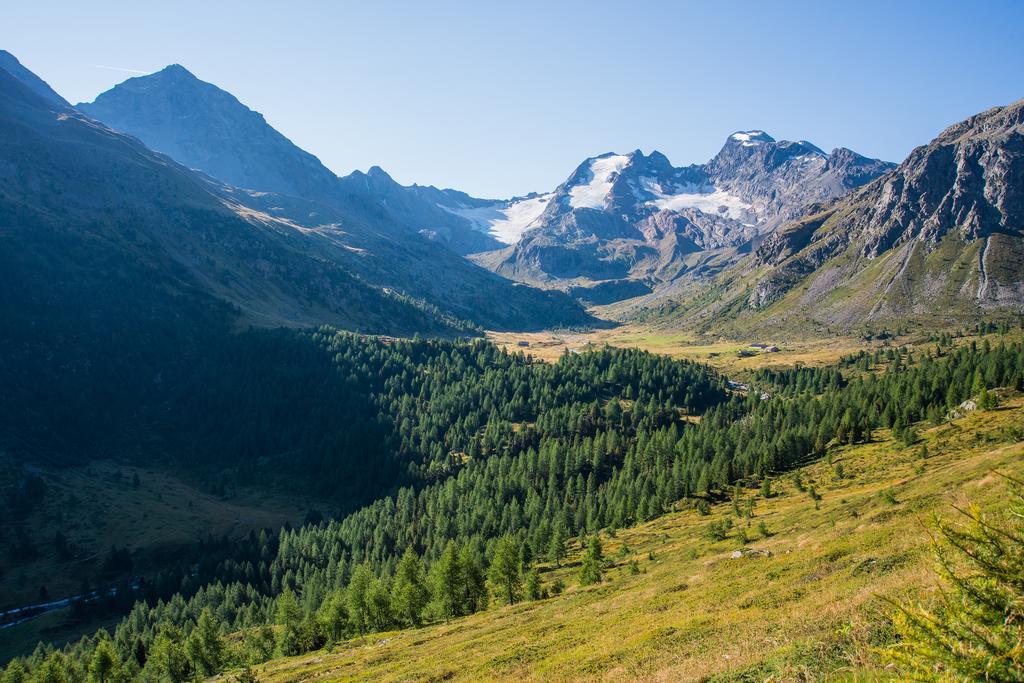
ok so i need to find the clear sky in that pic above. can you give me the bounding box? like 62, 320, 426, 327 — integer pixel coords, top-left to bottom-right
4, 1, 1023, 197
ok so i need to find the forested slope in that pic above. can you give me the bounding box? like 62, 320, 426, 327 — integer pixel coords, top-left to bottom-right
4, 333, 1023, 680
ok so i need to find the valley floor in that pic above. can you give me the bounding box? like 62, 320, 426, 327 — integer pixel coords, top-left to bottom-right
489, 324, 953, 373
232, 397, 1024, 682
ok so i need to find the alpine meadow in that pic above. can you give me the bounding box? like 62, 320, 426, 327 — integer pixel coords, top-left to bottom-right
2, 3, 1024, 681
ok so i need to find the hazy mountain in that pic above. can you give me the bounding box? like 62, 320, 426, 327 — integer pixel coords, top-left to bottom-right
77, 66, 503, 253
76, 64, 589, 329
660, 98, 1024, 333
78, 64, 341, 201
469, 137, 892, 301
334, 165, 505, 253
0, 60, 480, 334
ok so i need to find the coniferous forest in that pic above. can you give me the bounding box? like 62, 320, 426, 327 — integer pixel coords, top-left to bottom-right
3, 328, 1022, 681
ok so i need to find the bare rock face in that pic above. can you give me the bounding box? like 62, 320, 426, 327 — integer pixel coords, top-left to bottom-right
855, 101, 1024, 256
742, 98, 1024, 323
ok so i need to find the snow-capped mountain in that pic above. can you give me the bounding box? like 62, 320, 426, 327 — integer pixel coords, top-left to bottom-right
470, 133, 894, 298
428, 191, 554, 245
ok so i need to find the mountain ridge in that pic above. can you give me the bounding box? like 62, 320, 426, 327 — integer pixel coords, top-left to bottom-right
74, 62, 590, 331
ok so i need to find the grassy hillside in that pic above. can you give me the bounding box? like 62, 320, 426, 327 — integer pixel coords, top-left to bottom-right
245, 396, 1024, 682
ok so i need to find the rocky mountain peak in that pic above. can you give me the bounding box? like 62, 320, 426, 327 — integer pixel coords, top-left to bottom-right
856, 97, 1024, 253
0, 49, 69, 110
160, 63, 194, 77
744, 97, 1024, 324
489, 131, 893, 293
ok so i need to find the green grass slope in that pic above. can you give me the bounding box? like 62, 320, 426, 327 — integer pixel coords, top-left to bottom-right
237, 397, 1024, 682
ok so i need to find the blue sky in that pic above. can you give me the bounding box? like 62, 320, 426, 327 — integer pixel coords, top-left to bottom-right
4, 1, 1023, 197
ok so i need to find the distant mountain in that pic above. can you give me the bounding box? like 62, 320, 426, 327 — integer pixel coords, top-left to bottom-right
76, 64, 589, 329
79, 64, 340, 201
78, 66, 503, 253
333, 166, 506, 253
0, 60, 473, 336
77, 65, 895, 308
656, 98, 1024, 334
471, 136, 893, 301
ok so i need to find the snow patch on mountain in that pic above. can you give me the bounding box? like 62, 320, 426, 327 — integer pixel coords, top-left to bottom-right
729, 130, 773, 147
442, 193, 553, 244
640, 178, 752, 221
569, 154, 631, 209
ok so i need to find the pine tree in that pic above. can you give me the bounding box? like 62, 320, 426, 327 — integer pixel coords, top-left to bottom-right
35, 653, 70, 683
365, 578, 393, 632
391, 547, 428, 627
548, 521, 567, 567
187, 607, 225, 676
579, 536, 604, 586
488, 535, 523, 605
147, 625, 193, 682
316, 589, 348, 643
274, 588, 303, 654
1, 661, 27, 683
887, 482, 1024, 679
428, 541, 462, 622
458, 545, 487, 615
525, 567, 543, 600
346, 564, 374, 634
87, 639, 118, 683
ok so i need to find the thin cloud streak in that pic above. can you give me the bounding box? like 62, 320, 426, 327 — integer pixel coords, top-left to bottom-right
90, 64, 151, 75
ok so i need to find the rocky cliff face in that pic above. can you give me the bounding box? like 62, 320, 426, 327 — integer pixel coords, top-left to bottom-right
853, 100, 1023, 256
706, 133, 893, 227
677, 98, 1024, 332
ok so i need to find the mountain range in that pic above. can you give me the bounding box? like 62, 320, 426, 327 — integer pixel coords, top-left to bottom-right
3, 51, 1022, 347
472, 138, 895, 301
37, 57, 590, 333
76, 66, 899, 305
